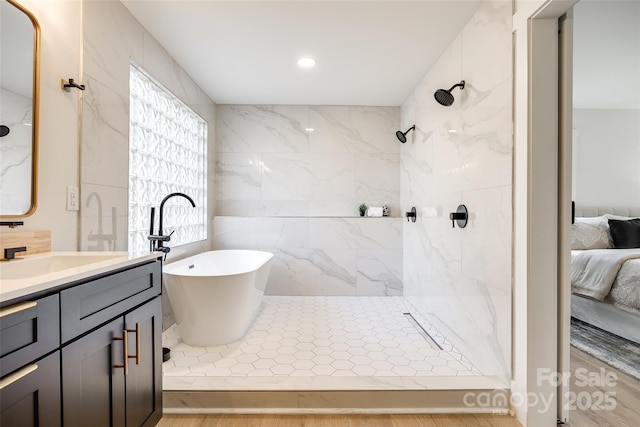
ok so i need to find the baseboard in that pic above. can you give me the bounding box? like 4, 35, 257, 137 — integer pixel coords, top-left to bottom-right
163, 388, 510, 414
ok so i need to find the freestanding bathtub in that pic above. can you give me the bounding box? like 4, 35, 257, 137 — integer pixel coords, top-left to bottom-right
162, 250, 273, 346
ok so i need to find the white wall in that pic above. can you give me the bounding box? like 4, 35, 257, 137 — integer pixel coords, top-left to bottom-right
80, 0, 216, 260
1, 0, 81, 250
215, 105, 402, 295
79, 0, 217, 329
573, 109, 640, 207
216, 105, 400, 217
400, 0, 512, 381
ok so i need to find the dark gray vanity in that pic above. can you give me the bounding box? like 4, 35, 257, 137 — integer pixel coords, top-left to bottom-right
0, 255, 163, 427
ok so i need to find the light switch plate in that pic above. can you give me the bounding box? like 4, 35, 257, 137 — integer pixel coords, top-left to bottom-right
67, 186, 79, 211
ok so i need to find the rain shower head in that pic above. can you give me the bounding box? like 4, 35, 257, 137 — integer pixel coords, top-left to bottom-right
434, 80, 465, 107
396, 125, 415, 143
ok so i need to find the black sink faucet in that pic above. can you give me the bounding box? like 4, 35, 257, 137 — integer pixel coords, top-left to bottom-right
148, 192, 196, 257
3, 246, 27, 261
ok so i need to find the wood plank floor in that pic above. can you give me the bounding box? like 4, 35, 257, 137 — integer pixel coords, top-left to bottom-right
158, 346, 640, 427
565, 347, 640, 427
157, 414, 522, 427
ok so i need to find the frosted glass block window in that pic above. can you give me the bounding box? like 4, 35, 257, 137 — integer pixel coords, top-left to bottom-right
128, 64, 207, 253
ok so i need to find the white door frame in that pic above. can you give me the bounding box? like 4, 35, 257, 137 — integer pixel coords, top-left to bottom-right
512, 0, 577, 426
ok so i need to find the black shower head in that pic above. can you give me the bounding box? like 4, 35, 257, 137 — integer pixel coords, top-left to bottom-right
395, 125, 415, 143
0, 125, 9, 137
434, 80, 465, 107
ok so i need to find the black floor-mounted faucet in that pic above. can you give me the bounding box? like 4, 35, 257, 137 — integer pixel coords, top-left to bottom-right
148, 192, 196, 258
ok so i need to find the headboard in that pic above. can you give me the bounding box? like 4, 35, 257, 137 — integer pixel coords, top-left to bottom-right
575, 206, 640, 218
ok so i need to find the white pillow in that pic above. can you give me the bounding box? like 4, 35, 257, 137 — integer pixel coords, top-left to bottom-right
571, 216, 611, 250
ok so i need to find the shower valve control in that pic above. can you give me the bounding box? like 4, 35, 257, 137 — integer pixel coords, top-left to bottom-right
406, 207, 417, 223
449, 205, 468, 228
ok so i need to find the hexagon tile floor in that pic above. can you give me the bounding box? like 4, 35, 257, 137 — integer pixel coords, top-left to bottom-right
162, 296, 484, 391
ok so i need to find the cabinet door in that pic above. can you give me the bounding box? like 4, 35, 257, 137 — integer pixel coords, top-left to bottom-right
125, 297, 162, 427
0, 351, 61, 427
62, 318, 126, 427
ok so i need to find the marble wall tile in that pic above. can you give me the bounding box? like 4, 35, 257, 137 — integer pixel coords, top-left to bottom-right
142, 32, 202, 108
262, 153, 356, 201
80, 76, 129, 188
83, 0, 144, 95
308, 218, 402, 250
461, 186, 512, 291
356, 249, 403, 296
217, 153, 263, 201
356, 153, 400, 202
215, 105, 401, 217
461, 0, 512, 92
213, 216, 308, 250
266, 249, 357, 296
308, 106, 400, 154
217, 105, 309, 153
400, 0, 512, 380
432, 79, 513, 194
214, 217, 402, 296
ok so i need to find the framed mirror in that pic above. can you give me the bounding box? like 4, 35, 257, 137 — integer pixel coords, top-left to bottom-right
0, 0, 40, 217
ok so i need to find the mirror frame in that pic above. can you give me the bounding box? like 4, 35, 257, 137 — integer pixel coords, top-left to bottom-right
1, 0, 40, 217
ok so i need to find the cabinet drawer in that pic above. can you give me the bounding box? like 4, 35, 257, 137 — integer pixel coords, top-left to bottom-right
60, 260, 161, 343
0, 294, 60, 377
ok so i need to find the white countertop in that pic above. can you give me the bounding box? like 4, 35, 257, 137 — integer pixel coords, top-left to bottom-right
0, 251, 161, 304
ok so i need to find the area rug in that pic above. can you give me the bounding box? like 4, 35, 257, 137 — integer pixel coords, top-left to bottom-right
570, 317, 640, 381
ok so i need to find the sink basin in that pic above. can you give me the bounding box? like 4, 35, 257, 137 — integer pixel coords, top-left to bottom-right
0, 251, 161, 304
0, 253, 125, 280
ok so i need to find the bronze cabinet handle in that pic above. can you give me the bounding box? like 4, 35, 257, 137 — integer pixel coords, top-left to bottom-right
113, 331, 129, 375
0, 364, 38, 390
0, 301, 37, 318
126, 323, 141, 365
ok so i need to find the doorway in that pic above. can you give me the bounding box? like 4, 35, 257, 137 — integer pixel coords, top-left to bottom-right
559, 1, 640, 425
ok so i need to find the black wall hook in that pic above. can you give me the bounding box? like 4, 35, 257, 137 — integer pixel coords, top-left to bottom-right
449, 204, 468, 228
61, 78, 85, 92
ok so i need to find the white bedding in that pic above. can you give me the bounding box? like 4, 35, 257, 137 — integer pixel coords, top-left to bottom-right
606, 259, 640, 314
571, 248, 640, 302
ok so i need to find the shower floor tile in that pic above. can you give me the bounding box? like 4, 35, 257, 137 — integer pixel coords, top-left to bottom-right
162, 296, 485, 391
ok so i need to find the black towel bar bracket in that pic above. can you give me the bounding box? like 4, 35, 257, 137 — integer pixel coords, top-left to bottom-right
61, 78, 85, 92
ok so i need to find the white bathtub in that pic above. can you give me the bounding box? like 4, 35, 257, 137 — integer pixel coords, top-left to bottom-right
162, 250, 273, 346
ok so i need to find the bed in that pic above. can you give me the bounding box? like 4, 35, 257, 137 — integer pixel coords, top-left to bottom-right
570, 207, 640, 344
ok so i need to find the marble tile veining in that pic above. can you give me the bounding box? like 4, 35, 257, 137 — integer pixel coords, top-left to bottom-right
215, 105, 400, 218
400, 0, 513, 381
214, 217, 403, 296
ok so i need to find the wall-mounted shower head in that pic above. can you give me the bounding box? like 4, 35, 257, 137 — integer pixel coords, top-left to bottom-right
434, 80, 465, 107
396, 125, 415, 143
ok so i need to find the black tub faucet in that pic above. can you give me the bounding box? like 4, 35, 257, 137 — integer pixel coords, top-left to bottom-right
148, 193, 196, 257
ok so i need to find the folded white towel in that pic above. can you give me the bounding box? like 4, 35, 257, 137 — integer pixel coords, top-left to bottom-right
367, 206, 383, 217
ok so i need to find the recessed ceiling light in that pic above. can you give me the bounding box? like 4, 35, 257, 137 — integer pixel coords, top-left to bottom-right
305, 128, 314, 132
297, 57, 316, 68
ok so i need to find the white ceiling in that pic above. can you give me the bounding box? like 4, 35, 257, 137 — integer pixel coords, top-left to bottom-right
121, 1, 481, 106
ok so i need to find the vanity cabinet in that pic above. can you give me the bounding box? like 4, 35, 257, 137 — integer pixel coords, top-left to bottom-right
0, 257, 162, 427
0, 294, 61, 427
62, 297, 162, 427
0, 352, 61, 427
